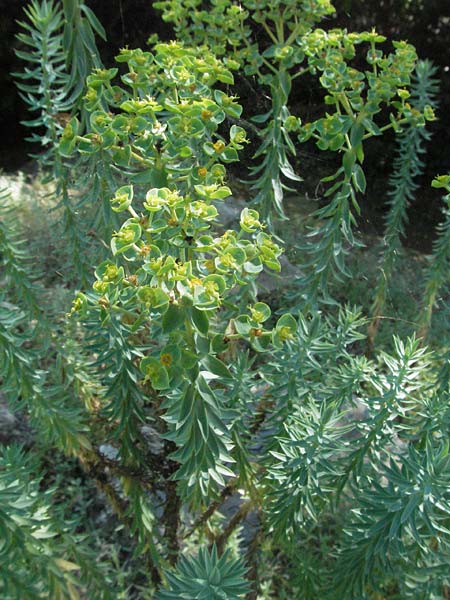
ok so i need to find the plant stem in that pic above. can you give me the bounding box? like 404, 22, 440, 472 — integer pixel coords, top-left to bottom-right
184, 481, 238, 539
214, 498, 254, 555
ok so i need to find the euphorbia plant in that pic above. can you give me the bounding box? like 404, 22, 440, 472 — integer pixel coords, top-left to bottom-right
5, 2, 448, 598
65, 41, 294, 581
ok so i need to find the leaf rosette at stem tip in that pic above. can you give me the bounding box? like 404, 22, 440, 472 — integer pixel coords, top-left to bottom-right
155, 546, 250, 600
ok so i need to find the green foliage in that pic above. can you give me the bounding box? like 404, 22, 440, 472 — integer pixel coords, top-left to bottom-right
14, 0, 105, 286
337, 440, 450, 597
0, 182, 89, 452
0, 187, 42, 314
369, 60, 439, 344
14, 0, 103, 160
419, 175, 450, 336
61, 0, 105, 106
260, 330, 449, 597
14, 0, 69, 154
4, 1, 450, 598
0, 445, 113, 599
0, 299, 91, 454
